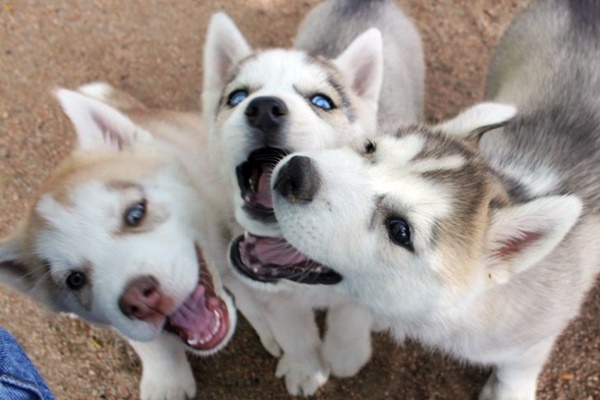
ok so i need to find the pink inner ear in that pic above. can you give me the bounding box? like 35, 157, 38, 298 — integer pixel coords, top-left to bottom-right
353, 61, 373, 97
91, 112, 125, 150
493, 231, 543, 259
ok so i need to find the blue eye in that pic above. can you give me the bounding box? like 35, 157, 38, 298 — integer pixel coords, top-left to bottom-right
310, 94, 335, 110
227, 89, 248, 107
386, 217, 413, 251
124, 201, 146, 227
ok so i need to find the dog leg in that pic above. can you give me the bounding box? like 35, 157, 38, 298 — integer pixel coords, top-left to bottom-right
128, 332, 196, 400
479, 336, 556, 400
225, 277, 282, 357
322, 302, 373, 378
266, 300, 329, 396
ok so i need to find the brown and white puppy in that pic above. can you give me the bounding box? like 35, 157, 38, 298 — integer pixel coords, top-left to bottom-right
0, 83, 236, 400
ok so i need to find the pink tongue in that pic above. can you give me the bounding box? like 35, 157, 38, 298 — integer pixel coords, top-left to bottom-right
240, 234, 309, 266
254, 168, 273, 208
168, 285, 214, 334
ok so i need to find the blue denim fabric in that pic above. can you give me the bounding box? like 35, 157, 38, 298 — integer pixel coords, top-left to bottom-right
0, 328, 56, 400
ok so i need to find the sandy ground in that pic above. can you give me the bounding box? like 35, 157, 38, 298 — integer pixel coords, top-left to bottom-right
0, 0, 599, 399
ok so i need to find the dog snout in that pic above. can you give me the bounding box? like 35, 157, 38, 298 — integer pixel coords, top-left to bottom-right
119, 275, 164, 321
245, 96, 288, 132
274, 155, 320, 203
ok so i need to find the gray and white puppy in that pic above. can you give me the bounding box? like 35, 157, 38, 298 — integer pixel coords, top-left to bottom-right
202, 0, 423, 395
260, 1, 600, 399
295, 0, 424, 131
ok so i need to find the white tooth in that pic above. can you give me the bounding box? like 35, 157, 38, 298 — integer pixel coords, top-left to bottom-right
188, 311, 222, 347
212, 313, 221, 335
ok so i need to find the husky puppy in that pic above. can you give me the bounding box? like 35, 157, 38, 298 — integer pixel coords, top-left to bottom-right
202, 0, 423, 395
260, 1, 600, 399
0, 83, 236, 400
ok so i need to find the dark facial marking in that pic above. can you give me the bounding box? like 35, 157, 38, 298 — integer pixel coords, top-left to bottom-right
326, 75, 356, 123
568, 0, 600, 34
304, 54, 356, 122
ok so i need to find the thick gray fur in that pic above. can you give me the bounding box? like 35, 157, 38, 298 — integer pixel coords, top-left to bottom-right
481, 1, 600, 391
484, 0, 600, 213
294, 0, 424, 128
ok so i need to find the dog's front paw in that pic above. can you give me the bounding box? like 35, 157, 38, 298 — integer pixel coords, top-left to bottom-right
479, 371, 536, 400
139, 363, 196, 400
275, 351, 330, 396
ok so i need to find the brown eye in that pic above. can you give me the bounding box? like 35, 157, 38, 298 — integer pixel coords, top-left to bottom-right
386, 217, 413, 251
66, 271, 87, 290
124, 201, 146, 227
365, 140, 376, 154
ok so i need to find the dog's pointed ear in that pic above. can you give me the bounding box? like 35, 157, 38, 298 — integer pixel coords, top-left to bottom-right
203, 12, 252, 92
54, 88, 153, 152
333, 28, 383, 106
435, 102, 517, 143
484, 195, 582, 285
0, 231, 35, 294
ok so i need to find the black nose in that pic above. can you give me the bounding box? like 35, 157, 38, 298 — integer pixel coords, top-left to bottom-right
274, 156, 320, 203
245, 96, 288, 131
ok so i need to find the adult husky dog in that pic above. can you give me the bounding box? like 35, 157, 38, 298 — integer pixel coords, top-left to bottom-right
202, 0, 423, 395
261, 0, 600, 399
0, 83, 236, 400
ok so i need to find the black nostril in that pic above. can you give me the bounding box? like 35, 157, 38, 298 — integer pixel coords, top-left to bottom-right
245, 96, 288, 129
245, 103, 258, 118
274, 155, 320, 203
272, 103, 286, 117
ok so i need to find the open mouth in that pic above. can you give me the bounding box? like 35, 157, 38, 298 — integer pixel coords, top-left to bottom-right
236, 147, 291, 222
163, 245, 231, 351
229, 232, 343, 285
234, 147, 341, 285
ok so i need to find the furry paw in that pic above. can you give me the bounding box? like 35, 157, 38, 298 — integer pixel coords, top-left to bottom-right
275, 351, 330, 396
322, 333, 372, 378
479, 372, 536, 400
139, 364, 196, 400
